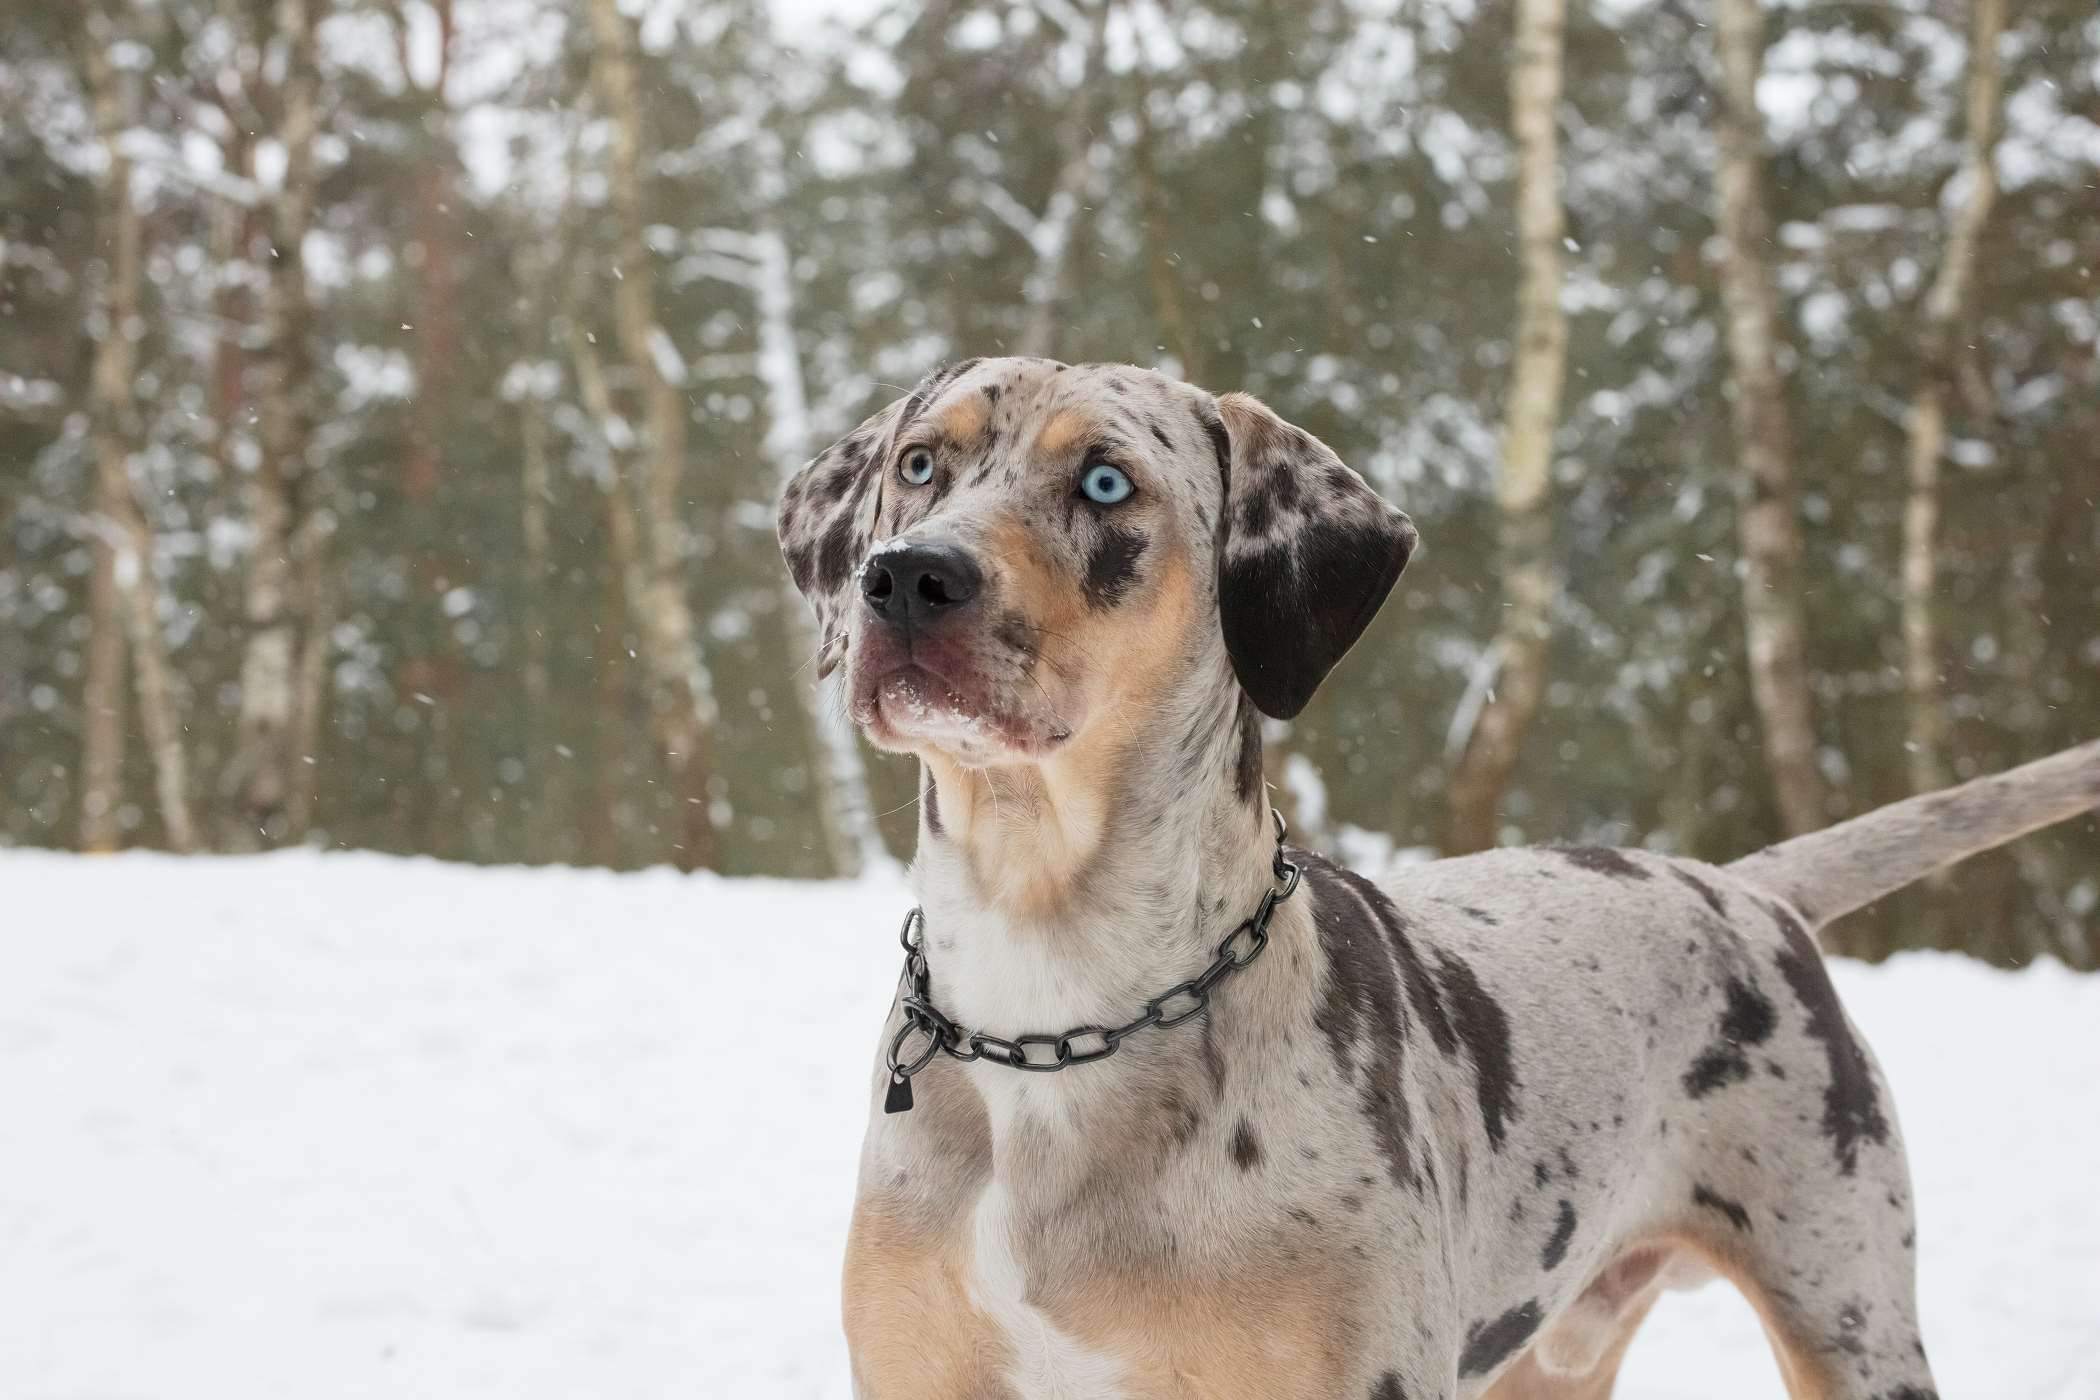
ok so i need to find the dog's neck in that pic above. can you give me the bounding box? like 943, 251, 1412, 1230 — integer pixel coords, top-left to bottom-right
884, 658, 1326, 1247
908, 667, 1278, 1056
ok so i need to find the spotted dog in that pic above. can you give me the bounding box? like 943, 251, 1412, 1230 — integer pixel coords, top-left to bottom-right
776, 357, 2100, 1400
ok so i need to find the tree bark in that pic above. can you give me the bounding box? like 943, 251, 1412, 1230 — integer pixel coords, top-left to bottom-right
227, 0, 320, 848
564, 2, 720, 871
1901, 0, 2006, 798
1713, 0, 1830, 838
514, 238, 556, 860
1134, 99, 1201, 382
397, 0, 455, 508
80, 506, 127, 852
742, 126, 888, 876
84, 7, 198, 852
1443, 0, 1569, 855
1014, 3, 1108, 358
286, 525, 333, 841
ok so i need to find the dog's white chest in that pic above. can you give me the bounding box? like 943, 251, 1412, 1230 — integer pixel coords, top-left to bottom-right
967, 1182, 1130, 1399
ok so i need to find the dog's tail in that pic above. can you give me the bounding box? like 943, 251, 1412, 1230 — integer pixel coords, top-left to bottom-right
1726, 739, 2100, 933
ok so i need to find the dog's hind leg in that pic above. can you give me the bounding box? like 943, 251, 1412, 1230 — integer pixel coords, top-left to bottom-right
1481, 1245, 1676, 1400
1669, 1095, 1940, 1397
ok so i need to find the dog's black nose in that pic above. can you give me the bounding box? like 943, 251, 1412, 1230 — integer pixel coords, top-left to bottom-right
860, 542, 983, 626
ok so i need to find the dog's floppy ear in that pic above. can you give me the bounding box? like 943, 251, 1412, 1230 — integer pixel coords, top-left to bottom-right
777, 361, 980, 676
1213, 392, 1418, 719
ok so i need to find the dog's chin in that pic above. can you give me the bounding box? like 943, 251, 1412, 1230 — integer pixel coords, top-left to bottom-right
851, 662, 1070, 766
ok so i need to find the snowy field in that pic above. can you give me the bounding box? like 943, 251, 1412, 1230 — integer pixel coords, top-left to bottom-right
3, 851, 2096, 1400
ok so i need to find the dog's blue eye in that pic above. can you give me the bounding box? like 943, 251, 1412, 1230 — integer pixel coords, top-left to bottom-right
1079, 462, 1133, 505
898, 450, 935, 486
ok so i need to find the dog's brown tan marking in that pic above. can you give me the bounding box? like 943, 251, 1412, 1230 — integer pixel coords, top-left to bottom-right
775, 358, 2081, 1399
842, 1201, 1013, 1399
1038, 1249, 1366, 1398
924, 513, 1201, 918
933, 393, 990, 450
1034, 406, 1094, 460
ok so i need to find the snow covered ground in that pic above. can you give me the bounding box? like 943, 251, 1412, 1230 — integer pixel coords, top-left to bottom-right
2, 850, 2095, 1399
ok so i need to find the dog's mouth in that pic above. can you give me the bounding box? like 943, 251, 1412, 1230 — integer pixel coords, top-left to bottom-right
850, 653, 1072, 763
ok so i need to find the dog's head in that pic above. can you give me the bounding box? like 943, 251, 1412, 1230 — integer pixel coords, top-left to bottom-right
777, 358, 1416, 768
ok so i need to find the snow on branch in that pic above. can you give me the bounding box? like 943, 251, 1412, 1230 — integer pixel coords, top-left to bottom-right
115, 128, 262, 206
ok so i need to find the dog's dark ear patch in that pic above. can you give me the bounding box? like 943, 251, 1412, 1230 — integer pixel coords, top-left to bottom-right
1213, 392, 1417, 718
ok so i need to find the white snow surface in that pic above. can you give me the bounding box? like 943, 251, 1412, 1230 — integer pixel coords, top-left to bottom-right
2, 850, 2095, 1399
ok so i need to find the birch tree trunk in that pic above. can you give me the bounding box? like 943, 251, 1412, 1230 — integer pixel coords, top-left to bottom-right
1713, 0, 1830, 838
84, 9, 198, 852
1443, 0, 1568, 855
1902, 0, 2006, 798
571, 318, 710, 868
80, 513, 126, 852
1015, 3, 1108, 358
285, 527, 333, 840
744, 128, 888, 876
227, 0, 320, 848
576, 3, 720, 869
1134, 100, 1201, 381
516, 235, 555, 859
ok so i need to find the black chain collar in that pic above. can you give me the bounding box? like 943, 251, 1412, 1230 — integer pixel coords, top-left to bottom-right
881, 810, 1302, 1114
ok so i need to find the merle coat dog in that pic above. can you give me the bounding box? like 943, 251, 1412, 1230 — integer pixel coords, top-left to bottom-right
777, 356, 2098, 1400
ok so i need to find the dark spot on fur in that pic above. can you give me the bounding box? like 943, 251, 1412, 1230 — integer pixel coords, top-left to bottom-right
1460, 906, 1500, 925
1693, 1183, 1753, 1231
1553, 846, 1652, 881
983, 383, 1000, 404
1670, 864, 1728, 916
1458, 1300, 1543, 1377
922, 769, 942, 837
1230, 1118, 1263, 1171
1233, 699, 1264, 804
1328, 862, 1456, 1054
1305, 858, 1415, 1187
1236, 489, 1276, 539
1083, 526, 1147, 609
1369, 1373, 1406, 1400
1533, 1160, 1551, 1188
1541, 1199, 1577, 1269
1772, 906, 1890, 1173
1682, 976, 1778, 1098
1341, 1192, 1363, 1213
1199, 1014, 1227, 1097
1150, 423, 1173, 450
1264, 458, 1302, 516
814, 512, 861, 596
1287, 1206, 1318, 1227
1199, 407, 1231, 499
1434, 948, 1520, 1151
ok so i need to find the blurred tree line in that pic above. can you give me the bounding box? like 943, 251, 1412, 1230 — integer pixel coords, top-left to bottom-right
2, 0, 2095, 965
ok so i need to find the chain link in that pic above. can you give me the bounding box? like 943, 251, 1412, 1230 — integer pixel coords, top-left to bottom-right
885, 811, 1301, 1092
